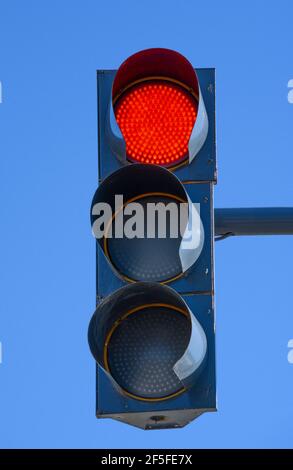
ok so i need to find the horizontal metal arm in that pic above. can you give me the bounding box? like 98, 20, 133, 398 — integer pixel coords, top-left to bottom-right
214, 208, 293, 237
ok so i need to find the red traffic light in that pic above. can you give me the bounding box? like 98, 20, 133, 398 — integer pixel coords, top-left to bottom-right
114, 81, 197, 168
91, 50, 216, 429
108, 48, 208, 169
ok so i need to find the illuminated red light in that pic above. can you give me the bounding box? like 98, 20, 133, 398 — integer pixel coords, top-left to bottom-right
114, 81, 197, 168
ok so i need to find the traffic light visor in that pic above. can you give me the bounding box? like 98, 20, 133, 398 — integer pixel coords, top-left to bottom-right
91, 164, 204, 283
88, 283, 207, 401
107, 48, 209, 169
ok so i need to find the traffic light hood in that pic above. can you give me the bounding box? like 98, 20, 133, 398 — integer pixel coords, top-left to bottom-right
106, 48, 209, 168
91, 164, 204, 283
88, 282, 207, 401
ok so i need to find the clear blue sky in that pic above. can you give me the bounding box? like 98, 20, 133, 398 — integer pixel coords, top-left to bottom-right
0, 0, 293, 449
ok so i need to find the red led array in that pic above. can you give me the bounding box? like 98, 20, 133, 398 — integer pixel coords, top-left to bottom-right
114, 81, 197, 167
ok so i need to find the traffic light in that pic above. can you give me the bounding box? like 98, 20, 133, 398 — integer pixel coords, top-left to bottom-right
88, 48, 217, 430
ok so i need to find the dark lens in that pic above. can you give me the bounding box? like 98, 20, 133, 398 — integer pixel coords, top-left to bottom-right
106, 195, 184, 282
106, 304, 190, 400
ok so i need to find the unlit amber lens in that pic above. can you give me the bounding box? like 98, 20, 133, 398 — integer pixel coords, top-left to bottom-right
106, 194, 183, 283
114, 81, 197, 167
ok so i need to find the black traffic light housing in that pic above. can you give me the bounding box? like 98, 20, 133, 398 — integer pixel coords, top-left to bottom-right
89, 48, 217, 430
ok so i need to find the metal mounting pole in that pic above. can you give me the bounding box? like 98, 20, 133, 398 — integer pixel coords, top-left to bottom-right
214, 208, 293, 239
